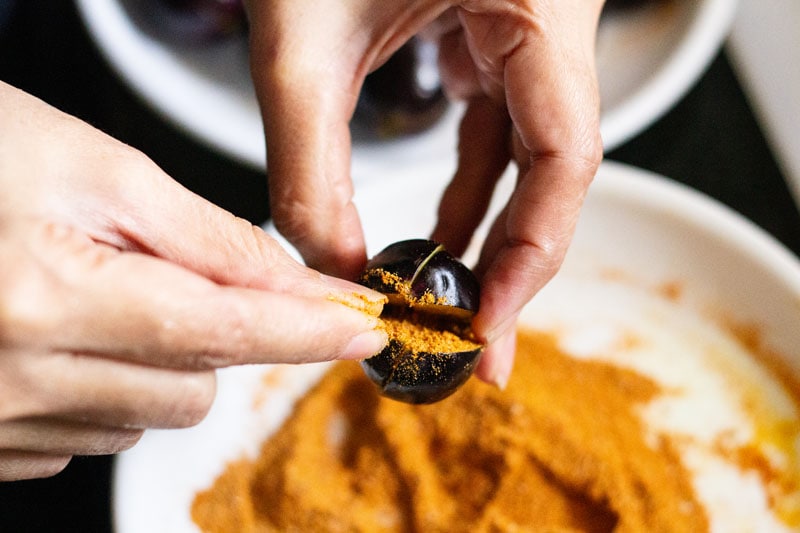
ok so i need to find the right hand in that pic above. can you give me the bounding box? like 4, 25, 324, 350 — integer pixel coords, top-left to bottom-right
246, 0, 603, 388
0, 81, 387, 481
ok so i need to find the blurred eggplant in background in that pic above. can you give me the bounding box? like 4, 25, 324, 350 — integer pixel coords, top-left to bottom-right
126, 0, 247, 45
128, 2, 449, 139
352, 37, 449, 140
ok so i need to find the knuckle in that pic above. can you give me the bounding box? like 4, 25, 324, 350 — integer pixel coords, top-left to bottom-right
224, 217, 292, 281
192, 297, 255, 369
0, 272, 51, 349
111, 144, 158, 176
507, 235, 566, 287
105, 145, 169, 201
271, 199, 317, 246
539, 245, 567, 279
578, 133, 604, 176
0, 226, 79, 348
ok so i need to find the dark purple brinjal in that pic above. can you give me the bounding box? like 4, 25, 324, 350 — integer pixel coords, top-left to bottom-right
358, 239, 483, 404
132, 0, 247, 45
352, 38, 449, 140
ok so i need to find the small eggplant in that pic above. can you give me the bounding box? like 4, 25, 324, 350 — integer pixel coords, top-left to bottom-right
358, 239, 483, 404
132, 0, 247, 45
352, 38, 449, 139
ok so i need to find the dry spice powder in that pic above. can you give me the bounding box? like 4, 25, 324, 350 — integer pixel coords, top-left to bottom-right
192, 330, 708, 532
379, 314, 480, 355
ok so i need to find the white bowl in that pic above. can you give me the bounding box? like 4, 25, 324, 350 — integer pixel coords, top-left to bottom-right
76, 0, 738, 173
112, 160, 799, 532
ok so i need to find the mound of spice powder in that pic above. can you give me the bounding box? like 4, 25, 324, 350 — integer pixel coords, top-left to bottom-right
191, 330, 707, 532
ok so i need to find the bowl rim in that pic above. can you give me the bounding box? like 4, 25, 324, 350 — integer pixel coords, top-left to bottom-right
75, 0, 739, 168
594, 161, 800, 296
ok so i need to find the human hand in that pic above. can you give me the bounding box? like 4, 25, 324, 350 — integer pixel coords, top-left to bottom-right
0, 82, 386, 480
246, 0, 603, 388
427, 3, 604, 388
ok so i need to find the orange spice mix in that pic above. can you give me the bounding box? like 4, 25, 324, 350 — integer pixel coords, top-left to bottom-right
191, 329, 709, 532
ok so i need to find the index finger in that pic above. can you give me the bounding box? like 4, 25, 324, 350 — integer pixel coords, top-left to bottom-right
8, 223, 387, 369
69, 253, 388, 369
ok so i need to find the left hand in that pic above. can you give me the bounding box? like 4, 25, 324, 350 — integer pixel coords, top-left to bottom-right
0, 82, 387, 480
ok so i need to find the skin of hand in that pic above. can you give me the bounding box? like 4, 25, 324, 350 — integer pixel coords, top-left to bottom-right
0, 81, 387, 481
246, 0, 604, 388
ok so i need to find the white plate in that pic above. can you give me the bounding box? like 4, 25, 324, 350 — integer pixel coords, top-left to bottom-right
76, 0, 737, 174
112, 160, 800, 533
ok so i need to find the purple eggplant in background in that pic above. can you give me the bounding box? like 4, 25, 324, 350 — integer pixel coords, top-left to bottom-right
127, 0, 247, 45
131, 2, 450, 138
352, 38, 449, 140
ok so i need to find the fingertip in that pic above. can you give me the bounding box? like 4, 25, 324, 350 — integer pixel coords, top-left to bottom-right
475, 328, 516, 390
341, 329, 388, 361
473, 308, 518, 347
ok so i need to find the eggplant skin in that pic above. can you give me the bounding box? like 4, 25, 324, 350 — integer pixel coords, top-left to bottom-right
359, 239, 480, 314
352, 38, 448, 139
361, 341, 483, 404
358, 239, 483, 404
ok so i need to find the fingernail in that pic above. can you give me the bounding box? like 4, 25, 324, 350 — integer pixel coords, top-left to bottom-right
342, 329, 388, 360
